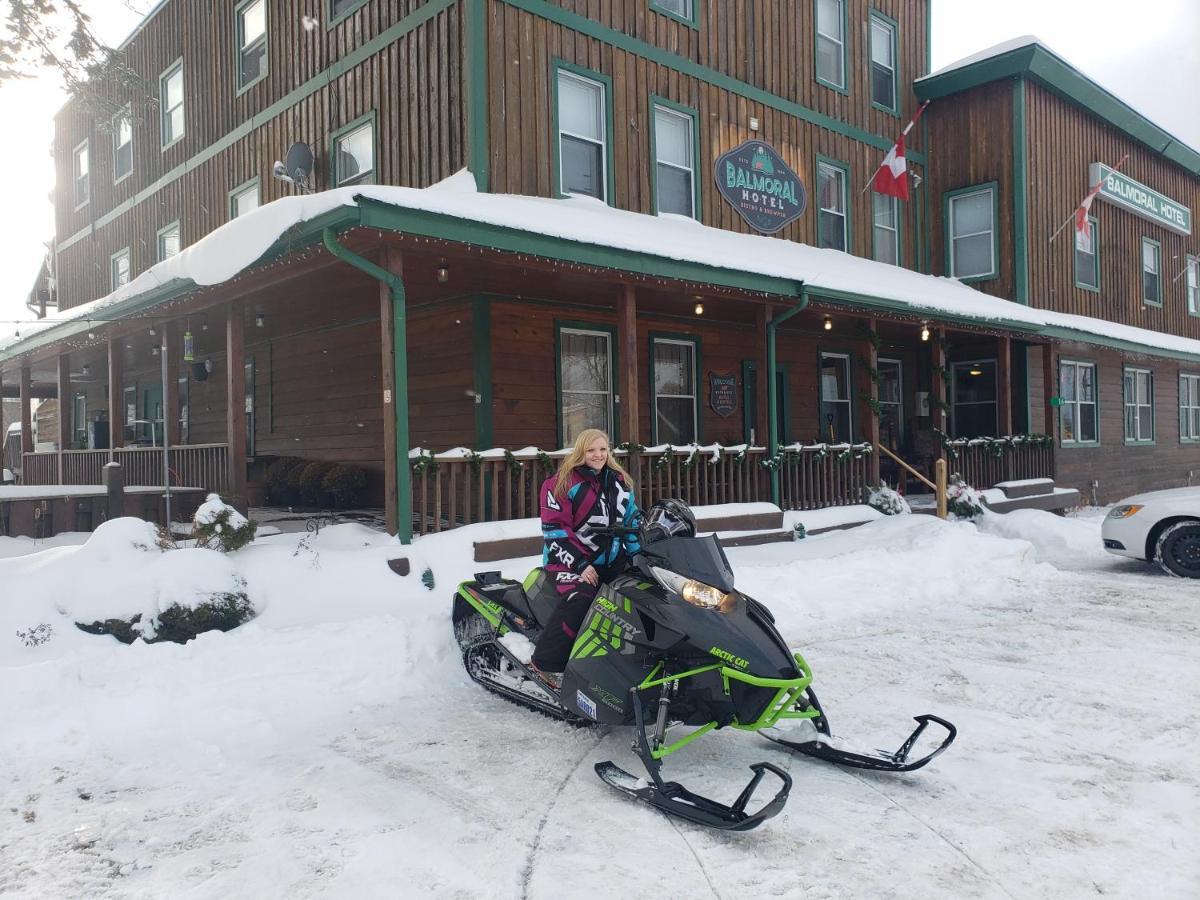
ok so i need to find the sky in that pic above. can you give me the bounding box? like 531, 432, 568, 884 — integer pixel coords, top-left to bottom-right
0, 0, 1196, 334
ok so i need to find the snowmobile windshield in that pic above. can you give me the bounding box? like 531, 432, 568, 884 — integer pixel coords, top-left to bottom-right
640, 534, 735, 592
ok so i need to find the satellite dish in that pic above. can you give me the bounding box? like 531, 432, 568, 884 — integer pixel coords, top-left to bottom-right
284, 142, 315, 183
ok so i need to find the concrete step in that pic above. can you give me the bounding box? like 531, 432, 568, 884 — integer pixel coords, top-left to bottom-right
983, 489, 1081, 514
994, 478, 1056, 499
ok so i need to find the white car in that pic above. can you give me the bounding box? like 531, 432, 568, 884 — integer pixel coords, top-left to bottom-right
1102, 487, 1200, 578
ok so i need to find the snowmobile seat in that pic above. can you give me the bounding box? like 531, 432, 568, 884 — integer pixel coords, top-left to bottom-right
520, 568, 562, 630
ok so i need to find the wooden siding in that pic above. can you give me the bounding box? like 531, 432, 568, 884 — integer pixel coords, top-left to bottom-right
409, 299, 477, 449
1025, 81, 1200, 341
54, 0, 465, 310
487, 1, 925, 265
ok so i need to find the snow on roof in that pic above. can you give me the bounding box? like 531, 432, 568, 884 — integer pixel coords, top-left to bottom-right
920, 36, 1046, 80
2, 169, 1199, 361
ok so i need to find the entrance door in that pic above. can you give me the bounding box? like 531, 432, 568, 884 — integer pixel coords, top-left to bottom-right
140, 384, 163, 446
952, 359, 998, 438
742, 361, 788, 444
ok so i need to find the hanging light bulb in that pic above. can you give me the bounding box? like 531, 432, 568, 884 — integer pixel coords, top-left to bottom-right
149, 325, 156, 337
823, 316, 833, 331
920, 322, 930, 342
694, 301, 704, 315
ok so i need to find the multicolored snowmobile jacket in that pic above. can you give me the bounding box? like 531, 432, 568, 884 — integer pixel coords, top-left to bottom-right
539, 465, 641, 594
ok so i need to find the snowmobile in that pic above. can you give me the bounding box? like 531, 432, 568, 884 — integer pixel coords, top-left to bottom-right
452, 499, 956, 832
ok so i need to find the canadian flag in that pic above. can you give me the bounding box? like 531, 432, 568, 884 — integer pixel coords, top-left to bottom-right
1074, 153, 1129, 245
871, 101, 929, 201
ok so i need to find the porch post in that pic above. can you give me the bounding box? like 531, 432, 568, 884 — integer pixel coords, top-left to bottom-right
163, 321, 181, 446
864, 318, 880, 484
56, 354, 69, 483
19, 366, 32, 454
618, 284, 639, 446
931, 329, 948, 469
226, 301, 247, 504
379, 247, 401, 536
756, 305, 770, 445
1041, 341, 1056, 443
997, 335, 1012, 436
107, 338, 123, 457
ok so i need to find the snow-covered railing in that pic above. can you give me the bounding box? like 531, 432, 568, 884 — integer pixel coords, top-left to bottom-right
769, 442, 874, 511
20, 444, 229, 492
937, 434, 1055, 488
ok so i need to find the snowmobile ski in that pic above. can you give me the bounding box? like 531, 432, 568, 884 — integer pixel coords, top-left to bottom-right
763, 713, 956, 773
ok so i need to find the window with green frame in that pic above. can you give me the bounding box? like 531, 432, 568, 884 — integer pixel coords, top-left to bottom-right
1186, 254, 1199, 316
652, 335, 699, 444
73, 393, 87, 448
110, 248, 130, 290
869, 12, 898, 113
332, 113, 375, 186
330, 0, 368, 23
945, 183, 998, 280
557, 324, 615, 446
814, 0, 847, 91
1059, 360, 1098, 445
1123, 367, 1154, 443
1074, 216, 1099, 291
555, 64, 612, 201
1141, 237, 1161, 305
872, 192, 899, 264
650, 0, 696, 25
652, 100, 697, 217
816, 158, 849, 251
1180, 373, 1200, 442
819, 352, 853, 442
236, 0, 267, 91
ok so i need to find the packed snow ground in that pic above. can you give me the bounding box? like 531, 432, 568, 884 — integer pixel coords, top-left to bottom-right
1, 510, 1197, 899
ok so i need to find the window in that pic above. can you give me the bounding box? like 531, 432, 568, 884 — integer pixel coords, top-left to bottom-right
815, 0, 846, 91
1059, 361, 1098, 445
1123, 367, 1154, 443
178, 375, 190, 445
1180, 374, 1200, 442
157, 222, 181, 261
653, 102, 695, 217
1074, 216, 1099, 291
952, 360, 998, 438
236, 0, 267, 91
557, 68, 608, 201
160, 60, 184, 147
817, 159, 848, 251
229, 179, 260, 219
651, 0, 694, 21
869, 13, 897, 113
113, 106, 133, 182
333, 117, 375, 186
1142, 238, 1161, 305
123, 385, 137, 445
653, 337, 698, 444
330, 0, 368, 20
73, 140, 89, 207
558, 326, 613, 446
872, 192, 899, 264
819, 353, 852, 442
1187, 255, 1198, 316
111, 248, 130, 290
73, 393, 87, 448
877, 358, 902, 442
245, 358, 256, 458
947, 185, 997, 280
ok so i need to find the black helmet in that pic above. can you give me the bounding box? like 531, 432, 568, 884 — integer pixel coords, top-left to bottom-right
642, 498, 697, 544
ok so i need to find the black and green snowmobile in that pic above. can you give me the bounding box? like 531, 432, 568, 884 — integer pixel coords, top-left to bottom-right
452, 499, 956, 832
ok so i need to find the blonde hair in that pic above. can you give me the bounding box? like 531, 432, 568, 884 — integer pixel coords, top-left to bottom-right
553, 428, 634, 498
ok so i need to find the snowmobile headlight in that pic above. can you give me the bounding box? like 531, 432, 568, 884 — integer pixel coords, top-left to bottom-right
650, 567, 734, 612
1107, 504, 1143, 519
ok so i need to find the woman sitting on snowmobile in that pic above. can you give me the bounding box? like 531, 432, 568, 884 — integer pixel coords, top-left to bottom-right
532, 428, 641, 682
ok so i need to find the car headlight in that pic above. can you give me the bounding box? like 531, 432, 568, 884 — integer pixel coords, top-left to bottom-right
1108, 504, 1144, 519
650, 566, 734, 612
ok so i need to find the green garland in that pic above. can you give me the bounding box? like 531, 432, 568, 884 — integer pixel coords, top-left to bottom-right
504, 449, 523, 470
410, 450, 440, 476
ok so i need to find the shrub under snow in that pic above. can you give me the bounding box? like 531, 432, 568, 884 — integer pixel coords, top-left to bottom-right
947, 475, 986, 520
193, 493, 258, 553
868, 484, 911, 516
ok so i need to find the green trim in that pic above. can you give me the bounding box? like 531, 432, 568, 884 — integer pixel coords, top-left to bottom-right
112, 104, 133, 185
227, 176, 261, 220
327, 0, 370, 28
159, 57, 185, 151
868, 9, 900, 116
815, 154, 852, 253
920, 116, 930, 273
1073, 215, 1100, 293
943, 181, 1000, 282
234, 0, 269, 95
648, 0, 698, 28
1012, 77, 1029, 304
466, 0, 489, 192
648, 331, 702, 444
913, 161, 923, 272
1180, 372, 1200, 443
1013, 341, 1031, 433
1057, 358, 1101, 448
1141, 237, 1162, 306
1122, 365, 1156, 445
56, 0, 457, 253
813, 0, 850, 95
915, 42, 1200, 176
156, 220, 181, 262
472, 297, 493, 449
330, 110, 378, 187
498, 0, 921, 162
649, 94, 702, 219
870, 191, 902, 267
742, 359, 790, 444
551, 59, 616, 204
109, 247, 131, 291
555, 320, 619, 448
1188, 255, 1200, 318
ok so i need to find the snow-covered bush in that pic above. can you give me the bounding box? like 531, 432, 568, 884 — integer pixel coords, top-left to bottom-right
77, 585, 255, 645
192, 493, 257, 552
946, 475, 986, 520
868, 484, 911, 516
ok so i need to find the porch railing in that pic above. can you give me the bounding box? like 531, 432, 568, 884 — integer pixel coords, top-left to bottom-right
945, 437, 1055, 488
21, 444, 230, 494
775, 443, 874, 511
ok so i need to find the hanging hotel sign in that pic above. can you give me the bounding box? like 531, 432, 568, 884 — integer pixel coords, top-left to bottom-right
1088, 163, 1191, 235
715, 140, 806, 234
708, 372, 737, 418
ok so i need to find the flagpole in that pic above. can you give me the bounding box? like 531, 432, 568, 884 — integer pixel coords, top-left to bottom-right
860, 100, 930, 196
1049, 153, 1129, 244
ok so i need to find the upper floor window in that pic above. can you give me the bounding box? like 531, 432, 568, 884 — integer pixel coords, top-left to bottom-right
333, 117, 375, 186
1074, 216, 1099, 291
653, 337, 698, 444
237, 0, 267, 91
651, 0, 694, 21
158, 222, 181, 261
229, 179, 260, 219
872, 192, 898, 265
112, 106, 133, 182
1181, 373, 1200, 442
1123, 367, 1154, 443
1059, 360, 1098, 444
330, 0, 367, 19
557, 67, 608, 201
946, 184, 997, 280
817, 159, 847, 251
160, 60, 185, 147
653, 102, 695, 218
111, 248, 130, 290
815, 0, 846, 91
1141, 238, 1161, 305
1188, 255, 1199, 316
72, 140, 89, 208
869, 14, 897, 113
